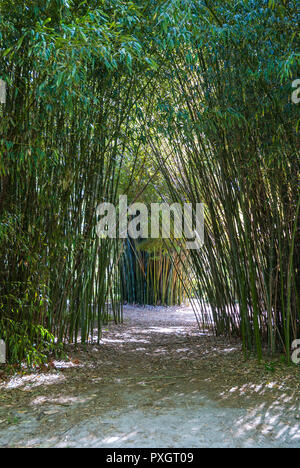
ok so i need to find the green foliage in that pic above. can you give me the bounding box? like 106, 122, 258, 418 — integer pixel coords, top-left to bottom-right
144, 0, 300, 360
0, 315, 59, 366
121, 238, 189, 306
0, 0, 299, 365
264, 361, 276, 374
0, 0, 154, 363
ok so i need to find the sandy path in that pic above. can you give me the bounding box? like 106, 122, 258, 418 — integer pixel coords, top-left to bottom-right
0, 304, 299, 448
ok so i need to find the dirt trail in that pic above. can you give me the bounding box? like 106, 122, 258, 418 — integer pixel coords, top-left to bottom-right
0, 305, 299, 448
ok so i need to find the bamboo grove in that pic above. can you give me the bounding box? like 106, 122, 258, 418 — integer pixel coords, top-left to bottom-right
0, 0, 299, 364
147, 0, 300, 360
121, 238, 189, 306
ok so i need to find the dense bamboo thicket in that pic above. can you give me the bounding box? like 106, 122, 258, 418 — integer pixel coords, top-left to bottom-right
0, 0, 157, 363
0, 0, 299, 364
146, 1, 300, 360
121, 238, 189, 306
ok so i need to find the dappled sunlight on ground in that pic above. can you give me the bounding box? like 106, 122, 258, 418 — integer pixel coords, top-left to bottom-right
101, 336, 150, 345
1, 373, 65, 391
30, 395, 90, 406
219, 381, 298, 402
0, 304, 299, 447
232, 401, 300, 444
51, 361, 81, 369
